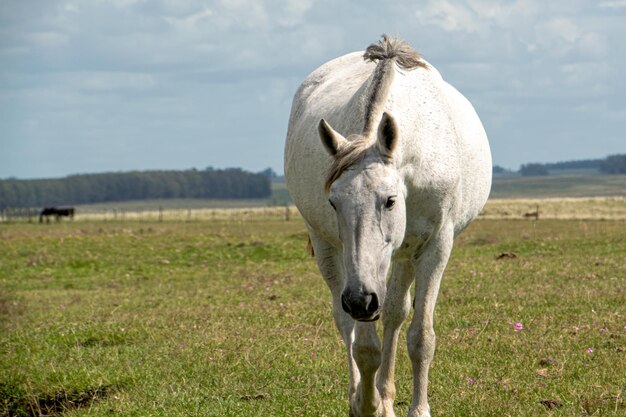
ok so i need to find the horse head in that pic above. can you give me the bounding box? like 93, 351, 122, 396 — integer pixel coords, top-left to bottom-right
319, 113, 407, 321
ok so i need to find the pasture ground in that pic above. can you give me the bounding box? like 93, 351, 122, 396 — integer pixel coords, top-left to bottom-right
1, 214, 624, 416
490, 173, 626, 199
6, 196, 623, 223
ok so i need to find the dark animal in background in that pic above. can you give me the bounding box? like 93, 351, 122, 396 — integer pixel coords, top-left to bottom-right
523, 204, 540, 220
39, 207, 75, 223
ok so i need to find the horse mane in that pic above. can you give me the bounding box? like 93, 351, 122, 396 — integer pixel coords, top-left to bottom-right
324, 35, 425, 193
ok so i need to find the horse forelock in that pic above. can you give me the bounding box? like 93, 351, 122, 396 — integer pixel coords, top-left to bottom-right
324, 136, 392, 193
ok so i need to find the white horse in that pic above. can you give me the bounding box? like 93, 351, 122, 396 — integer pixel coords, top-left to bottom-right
284, 35, 491, 417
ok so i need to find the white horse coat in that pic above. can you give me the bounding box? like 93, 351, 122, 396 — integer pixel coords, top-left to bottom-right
284, 36, 491, 417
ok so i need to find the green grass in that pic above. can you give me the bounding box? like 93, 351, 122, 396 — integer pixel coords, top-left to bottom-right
1, 218, 624, 416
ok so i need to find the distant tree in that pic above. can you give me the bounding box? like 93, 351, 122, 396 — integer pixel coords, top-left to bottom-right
519, 163, 549, 176
543, 158, 602, 171
259, 167, 277, 179
492, 165, 509, 175
0, 168, 271, 209
599, 154, 626, 174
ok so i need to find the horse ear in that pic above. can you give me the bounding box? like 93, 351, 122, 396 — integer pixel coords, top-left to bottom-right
318, 119, 347, 156
377, 112, 398, 159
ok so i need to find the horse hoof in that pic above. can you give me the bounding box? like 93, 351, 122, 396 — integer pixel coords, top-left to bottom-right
348, 405, 386, 417
381, 399, 397, 417
408, 406, 431, 417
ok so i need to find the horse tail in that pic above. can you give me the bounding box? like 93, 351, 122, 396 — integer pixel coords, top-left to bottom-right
363, 34, 426, 70
306, 235, 315, 257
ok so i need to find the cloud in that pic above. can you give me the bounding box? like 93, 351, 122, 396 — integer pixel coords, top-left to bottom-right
599, 0, 626, 9
411, 0, 613, 99
0, 0, 624, 177
415, 1, 482, 33
26, 30, 69, 47
163, 7, 214, 29
414, 0, 539, 35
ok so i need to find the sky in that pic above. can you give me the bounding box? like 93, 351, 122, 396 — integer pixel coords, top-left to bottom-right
1, 0, 625, 179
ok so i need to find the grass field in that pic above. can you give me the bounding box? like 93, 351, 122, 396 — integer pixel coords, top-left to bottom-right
4, 174, 622, 224
481, 197, 626, 220
4, 196, 623, 224
490, 173, 626, 199
1, 216, 625, 416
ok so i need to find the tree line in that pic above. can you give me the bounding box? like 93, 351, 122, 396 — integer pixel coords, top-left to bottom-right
0, 168, 271, 209
493, 154, 626, 177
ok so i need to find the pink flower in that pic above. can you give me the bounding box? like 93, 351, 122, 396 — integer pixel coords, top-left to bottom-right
599, 327, 607, 333
586, 348, 593, 354
466, 377, 475, 383
514, 322, 524, 332
311, 351, 316, 358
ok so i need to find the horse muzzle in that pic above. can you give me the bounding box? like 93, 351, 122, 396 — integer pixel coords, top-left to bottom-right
341, 289, 381, 321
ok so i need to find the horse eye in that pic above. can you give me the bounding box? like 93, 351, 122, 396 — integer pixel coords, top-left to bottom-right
385, 197, 396, 209
329, 200, 336, 210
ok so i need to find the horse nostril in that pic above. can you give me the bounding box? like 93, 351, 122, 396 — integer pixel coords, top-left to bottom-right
341, 293, 352, 314
365, 292, 379, 315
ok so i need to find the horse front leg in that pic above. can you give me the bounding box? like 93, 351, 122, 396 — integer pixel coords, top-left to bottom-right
407, 225, 453, 417
308, 231, 359, 405
352, 321, 382, 417
376, 260, 414, 417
